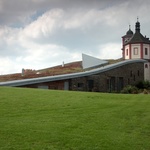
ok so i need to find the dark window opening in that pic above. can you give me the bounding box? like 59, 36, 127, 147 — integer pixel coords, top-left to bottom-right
77, 83, 84, 89
108, 77, 116, 92
88, 80, 94, 92
145, 64, 148, 68
134, 75, 136, 81
126, 49, 128, 56
138, 70, 140, 76
128, 78, 130, 84
145, 48, 148, 55
118, 77, 124, 92
130, 71, 133, 77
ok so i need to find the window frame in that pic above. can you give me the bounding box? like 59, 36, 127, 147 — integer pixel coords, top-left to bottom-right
133, 47, 138, 55
145, 48, 148, 55
126, 49, 128, 56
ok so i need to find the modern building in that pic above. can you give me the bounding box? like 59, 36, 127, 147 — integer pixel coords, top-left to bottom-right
0, 19, 149, 92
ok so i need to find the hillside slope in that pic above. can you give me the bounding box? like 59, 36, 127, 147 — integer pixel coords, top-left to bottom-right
0, 87, 150, 150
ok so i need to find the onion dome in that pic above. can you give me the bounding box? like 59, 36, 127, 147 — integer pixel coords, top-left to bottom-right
126, 25, 133, 35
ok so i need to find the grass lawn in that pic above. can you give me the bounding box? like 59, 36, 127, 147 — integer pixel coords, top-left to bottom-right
0, 87, 150, 150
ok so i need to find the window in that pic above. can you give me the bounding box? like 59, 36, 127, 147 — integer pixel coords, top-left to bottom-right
128, 78, 130, 84
134, 75, 136, 81
126, 49, 128, 56
134, 47, 138, 55
88, 80, 94, 92
137, 70, 140, 76
78, 83, 83, 88
130, 71, 133, 77
145, 48, 148, 55
145, 64, 148, 68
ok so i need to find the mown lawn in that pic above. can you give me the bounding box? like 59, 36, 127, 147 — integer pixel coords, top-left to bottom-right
0, 87, 150, 150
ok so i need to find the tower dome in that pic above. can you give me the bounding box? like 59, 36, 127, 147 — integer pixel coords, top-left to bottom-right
126, 25, 133, 35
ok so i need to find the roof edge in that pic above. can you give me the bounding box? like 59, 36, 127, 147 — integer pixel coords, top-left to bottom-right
0, 59, 147, 87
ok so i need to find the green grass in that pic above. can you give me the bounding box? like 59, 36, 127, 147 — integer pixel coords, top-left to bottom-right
0, 87, 150, 150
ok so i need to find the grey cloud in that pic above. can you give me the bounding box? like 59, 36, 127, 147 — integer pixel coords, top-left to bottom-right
0, 0, 124, 26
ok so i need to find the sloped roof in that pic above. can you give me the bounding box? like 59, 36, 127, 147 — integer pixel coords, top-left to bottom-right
126, 31, 150, 44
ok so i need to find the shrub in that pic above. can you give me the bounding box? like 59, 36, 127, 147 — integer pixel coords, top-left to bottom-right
136, 81, 144, 89
136, 80, 150, 89
121, 85, 139, 94
143, 80, 150, 89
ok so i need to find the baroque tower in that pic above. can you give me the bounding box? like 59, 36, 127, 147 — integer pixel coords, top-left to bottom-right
122, 18, 150, 81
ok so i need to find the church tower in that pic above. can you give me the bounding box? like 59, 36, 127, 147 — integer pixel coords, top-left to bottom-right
121, 25, 133, 59
122, 18, 150, 81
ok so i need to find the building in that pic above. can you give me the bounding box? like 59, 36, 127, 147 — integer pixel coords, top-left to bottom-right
122, 18, 150, 81
0, 19, 149, 92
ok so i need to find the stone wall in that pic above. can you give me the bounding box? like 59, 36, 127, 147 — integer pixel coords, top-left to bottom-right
20, 62, 144, 93
70, 62, 144, 92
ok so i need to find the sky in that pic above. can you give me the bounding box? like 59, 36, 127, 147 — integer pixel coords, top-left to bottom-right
0, 0, 150, 74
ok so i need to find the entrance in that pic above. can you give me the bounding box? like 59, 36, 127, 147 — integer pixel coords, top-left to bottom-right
88, 80, 94, 91
64, 81, 69, 90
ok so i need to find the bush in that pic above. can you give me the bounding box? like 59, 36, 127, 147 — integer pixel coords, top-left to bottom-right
121, 85, 139, 94
136, 80, 150, 89
136, 81, 144, 89
143, 80, 150, 89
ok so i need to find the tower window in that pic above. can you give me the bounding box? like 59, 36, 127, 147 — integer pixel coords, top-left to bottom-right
145, 48, 148, 55
145, 64, 148, 68
126, 49, 128, 56
134, 47, 138, 55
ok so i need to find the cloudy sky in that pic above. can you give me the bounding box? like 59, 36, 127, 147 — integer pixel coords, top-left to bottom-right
0, 0, 150, 74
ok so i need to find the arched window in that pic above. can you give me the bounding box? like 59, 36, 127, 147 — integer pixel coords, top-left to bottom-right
145, 64, 148, 68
